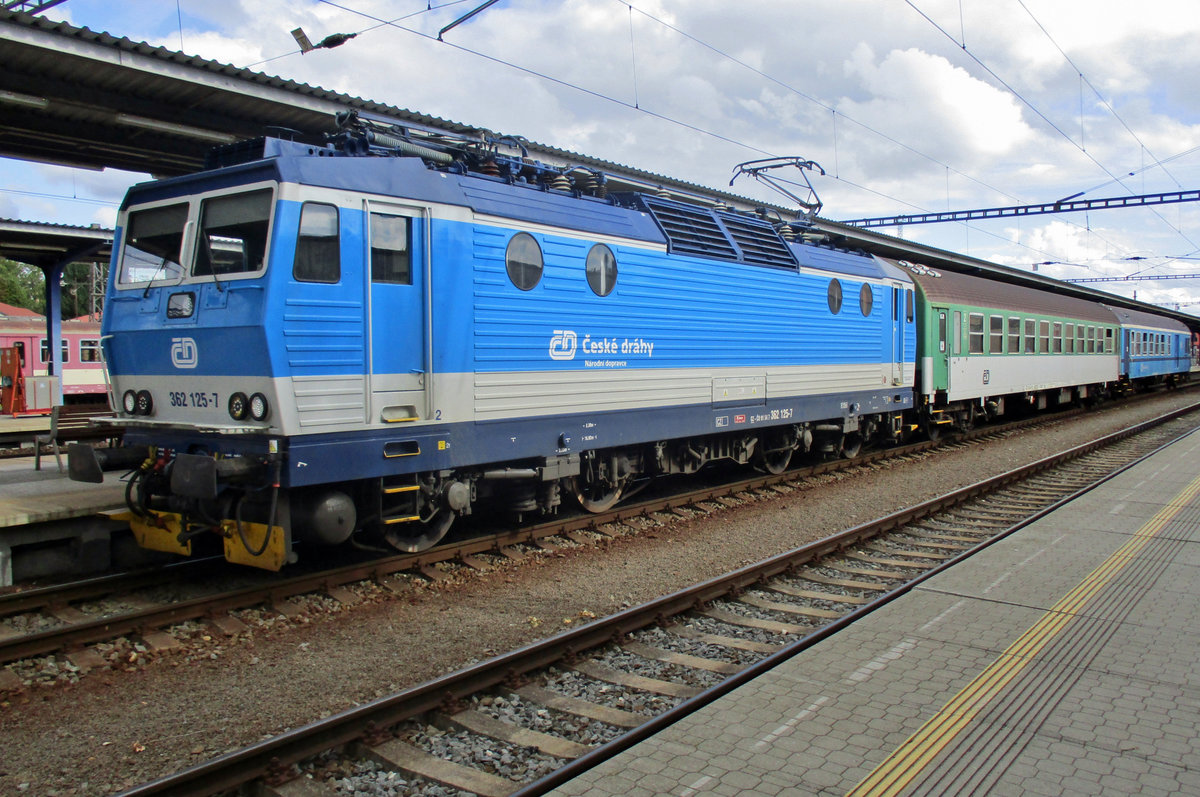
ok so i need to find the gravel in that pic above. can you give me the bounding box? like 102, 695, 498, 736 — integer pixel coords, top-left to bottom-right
0, 391, 1196, 796
472, 693, 624, 746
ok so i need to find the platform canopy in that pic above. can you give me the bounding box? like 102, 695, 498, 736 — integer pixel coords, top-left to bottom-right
0, 218, 111, 270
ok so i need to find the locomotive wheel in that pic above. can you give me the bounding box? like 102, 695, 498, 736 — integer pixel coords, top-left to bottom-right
754, 431, 794, 475
383, 510, 455, 553
572, 476, 626, 513
841, 432, 863, 459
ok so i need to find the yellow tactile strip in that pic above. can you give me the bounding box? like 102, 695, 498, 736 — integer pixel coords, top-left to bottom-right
847, 467, 1200, 797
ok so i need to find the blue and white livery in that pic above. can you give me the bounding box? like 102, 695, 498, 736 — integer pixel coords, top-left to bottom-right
74, 123, 916, 569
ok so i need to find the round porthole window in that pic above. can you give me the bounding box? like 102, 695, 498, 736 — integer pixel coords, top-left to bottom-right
506, 232, 543, 291
859, 283, 873, 316
586, 244, 617, 296
828, 279, 843, 314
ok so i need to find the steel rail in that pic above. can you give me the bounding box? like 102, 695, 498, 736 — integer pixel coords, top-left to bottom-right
113, 403, 1200, 797
0, 402, 1099, 664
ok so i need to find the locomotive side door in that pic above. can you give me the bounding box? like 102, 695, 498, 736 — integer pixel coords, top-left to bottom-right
891, 285, 903, 385
365, 201, 430, 422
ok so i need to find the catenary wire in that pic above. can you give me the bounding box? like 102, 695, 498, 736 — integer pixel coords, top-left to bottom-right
235, 1, 1165, 280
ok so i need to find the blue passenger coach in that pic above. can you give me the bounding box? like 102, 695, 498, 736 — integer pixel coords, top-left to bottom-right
1104, 305, 1191, 388
74, 124, 917, 569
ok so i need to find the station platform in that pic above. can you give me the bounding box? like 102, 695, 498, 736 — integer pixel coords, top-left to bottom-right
0, 452, 128, 585
0, 412, 50, 448
552, 428, 1200, 796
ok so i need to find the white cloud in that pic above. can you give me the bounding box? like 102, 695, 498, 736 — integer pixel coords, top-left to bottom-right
9, 0, 1200, 308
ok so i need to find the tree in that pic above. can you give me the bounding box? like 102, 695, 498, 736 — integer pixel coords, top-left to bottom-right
0, 257, 44, 313
60, 261, 107, 319
0, 258, 107, 318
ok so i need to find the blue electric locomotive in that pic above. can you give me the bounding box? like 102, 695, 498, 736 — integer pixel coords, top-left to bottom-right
72, 117, 917, 569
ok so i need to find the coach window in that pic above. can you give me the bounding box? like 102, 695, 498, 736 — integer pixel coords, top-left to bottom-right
586, 244, 618, 296
1024, 319, 1035, 353
1105, 328, 1115, 353
1008, 317, 1020, 353
193, 189, 271, 277
370, 213, 411, 284
293, 203, 340, 283
859, 283, 873, 316
968, 313, 984, 354
827, 279, 842, 314
905, 289, 914, 322
1052, 322, 1063, 353
952, 311, 962, 355
80, 339, 101, 363
989, 315, 1004, 353
40, 339, 69, 363
1065, 324, 1075, 353
1038, 320, 1050, 353
506, 232, 543, 291
1076, 324, 1086, 354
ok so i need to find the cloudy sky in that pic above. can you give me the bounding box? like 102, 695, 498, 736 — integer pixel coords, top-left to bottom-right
5, 0, 1200, 312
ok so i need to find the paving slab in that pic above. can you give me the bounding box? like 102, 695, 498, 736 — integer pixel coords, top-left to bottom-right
551, 427, 1200, 797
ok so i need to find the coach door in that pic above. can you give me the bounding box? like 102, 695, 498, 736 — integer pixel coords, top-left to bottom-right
366, 201, 430, 423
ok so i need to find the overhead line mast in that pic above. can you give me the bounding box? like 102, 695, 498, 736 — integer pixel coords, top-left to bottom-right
839, 189, 1200, 228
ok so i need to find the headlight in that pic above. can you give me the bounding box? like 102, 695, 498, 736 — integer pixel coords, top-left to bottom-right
135, 390, 154, 416
249, 392, 270, 421
228, 392, 249, 421
122, 390, 137, 414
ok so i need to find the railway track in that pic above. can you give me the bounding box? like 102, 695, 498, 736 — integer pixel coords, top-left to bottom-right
107, 405, 1200, 796
0, 397, 1164, 674
0, 396, 1195, 680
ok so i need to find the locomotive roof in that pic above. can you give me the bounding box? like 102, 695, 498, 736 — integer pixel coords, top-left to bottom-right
892, 257, 1117, 323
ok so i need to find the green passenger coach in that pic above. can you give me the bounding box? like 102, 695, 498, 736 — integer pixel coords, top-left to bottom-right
898, 261, 1120, 435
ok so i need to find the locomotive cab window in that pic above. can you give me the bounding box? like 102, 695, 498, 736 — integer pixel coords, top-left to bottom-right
294, 203, 340, 283
370, 213, 411, 285
118, 202, 188, 285
193, 189, 271, 277
586, 244, 618, 296
506, 232, 543, 291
